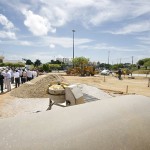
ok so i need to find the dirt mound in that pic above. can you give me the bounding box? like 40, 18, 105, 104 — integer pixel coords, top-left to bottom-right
10, 74, 64, 98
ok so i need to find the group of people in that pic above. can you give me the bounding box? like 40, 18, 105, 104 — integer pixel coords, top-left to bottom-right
0, 68, 38, 94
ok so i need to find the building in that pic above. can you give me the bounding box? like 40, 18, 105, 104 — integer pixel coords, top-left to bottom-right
56, 57, 72, 65
0, 56, 23, 64
3, 59, 23, 63
0, 56, 4, 63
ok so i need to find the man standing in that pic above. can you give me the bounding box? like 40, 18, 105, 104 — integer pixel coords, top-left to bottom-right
0, 71, 4, 93
10, 69, 14, 84
22, 69, 27, 83
118, 68, 122, 80
1, 69, 6, 89
14, 70, 20, 88
5, 69, 11, 91
26, 69, 33, 81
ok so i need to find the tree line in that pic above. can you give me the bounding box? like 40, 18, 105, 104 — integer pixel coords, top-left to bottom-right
0, 57, 149, 72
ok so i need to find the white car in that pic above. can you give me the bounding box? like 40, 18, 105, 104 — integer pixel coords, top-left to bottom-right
101, 70, 110, 75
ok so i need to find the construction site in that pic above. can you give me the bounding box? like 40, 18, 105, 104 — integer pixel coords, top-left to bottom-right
0, 71, 150, 149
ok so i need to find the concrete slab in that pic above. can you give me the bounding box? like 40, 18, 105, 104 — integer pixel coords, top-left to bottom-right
0, 95, 150, 150
78, 84, 112, 100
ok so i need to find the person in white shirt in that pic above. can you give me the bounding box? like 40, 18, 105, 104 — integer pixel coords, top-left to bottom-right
32, 70, 37, 79
10, 69, 14, 84
5, 69, 11, 91
22, 69, 27, 83
14, 70, 20, 88
26, 69, 33, 81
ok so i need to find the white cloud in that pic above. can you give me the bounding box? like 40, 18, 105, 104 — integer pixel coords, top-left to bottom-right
23, 10, 56, 36
0, 14, 16, 39
0, 31, 16, 39
109, 21, 150, 35
5, 51, 55, 63
19, 41, 32, 46
49, 44, 55, 48
79, 43, 142, 52
46, 37, 93, 48
2, 0, 150, 30
88, 0, 150, 26
137, 36, 150, 45
40, 6, 69, 27
0, 14, 15, 30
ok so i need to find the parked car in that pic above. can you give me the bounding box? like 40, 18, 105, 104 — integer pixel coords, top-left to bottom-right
101, 69, 110, 75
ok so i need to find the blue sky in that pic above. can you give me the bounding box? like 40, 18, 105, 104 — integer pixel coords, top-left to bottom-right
0, 0, 150, 64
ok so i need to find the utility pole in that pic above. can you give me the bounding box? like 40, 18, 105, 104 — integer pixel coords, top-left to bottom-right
72, 30, 75, 68
132, 56, 133, 65
108, 51, 110, 65
120, 58, 122, 64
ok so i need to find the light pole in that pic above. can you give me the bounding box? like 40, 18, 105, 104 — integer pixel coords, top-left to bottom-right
72, 30, 75, 68
108, 51, 110, 65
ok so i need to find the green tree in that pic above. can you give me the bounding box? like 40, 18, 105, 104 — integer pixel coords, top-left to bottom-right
49, 64, 61, 70
73, 57, 89, 67
144, 60, 150, 70
50, 60, 61, 64
143, 58, 150, 63
34, 59, 42, 67
25, 59, 33, 65
42, 64, 50, 72
137, 60, 144, 66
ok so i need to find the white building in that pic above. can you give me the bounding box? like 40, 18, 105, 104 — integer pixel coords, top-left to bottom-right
56, 57, 72, 65
0, 56, 4, 63
3, 59, 23, 63
0, 56, 23, 63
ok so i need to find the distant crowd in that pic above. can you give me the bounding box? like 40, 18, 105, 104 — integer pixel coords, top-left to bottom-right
0, 68, 39, 94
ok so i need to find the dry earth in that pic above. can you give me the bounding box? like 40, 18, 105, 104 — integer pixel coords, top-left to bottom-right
63, 74, 150, 97
0, 73, 149, 118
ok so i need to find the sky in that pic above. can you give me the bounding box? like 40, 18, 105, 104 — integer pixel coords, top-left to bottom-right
0, 0, 150, 64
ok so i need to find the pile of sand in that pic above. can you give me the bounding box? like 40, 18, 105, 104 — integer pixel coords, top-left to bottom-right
10, 74, 64, 98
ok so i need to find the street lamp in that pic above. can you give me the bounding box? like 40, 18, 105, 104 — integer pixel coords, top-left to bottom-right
108, 51, 110, 65
72, 30, 75, 68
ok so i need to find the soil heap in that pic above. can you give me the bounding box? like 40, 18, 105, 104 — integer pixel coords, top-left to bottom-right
10, 74, 64, 98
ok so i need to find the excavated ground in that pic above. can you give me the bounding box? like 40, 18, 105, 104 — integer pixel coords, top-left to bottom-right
0, 73, 149, 118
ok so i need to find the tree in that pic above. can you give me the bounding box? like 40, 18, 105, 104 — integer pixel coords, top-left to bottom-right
73, 57, 89, 67
50, 60, 62, 64
137, 60, 144, 66
42, 64, 50, 72
143, 58, 150, 63
49, 64, 61, 70
25, 59, 33, 65
144, 60, 150, 70
34, 59, 42, 67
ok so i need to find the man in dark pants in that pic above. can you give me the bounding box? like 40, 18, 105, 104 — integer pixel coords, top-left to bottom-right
14, 70, 20, 88
0, 71, 4, 93
118, 68, 122, 80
